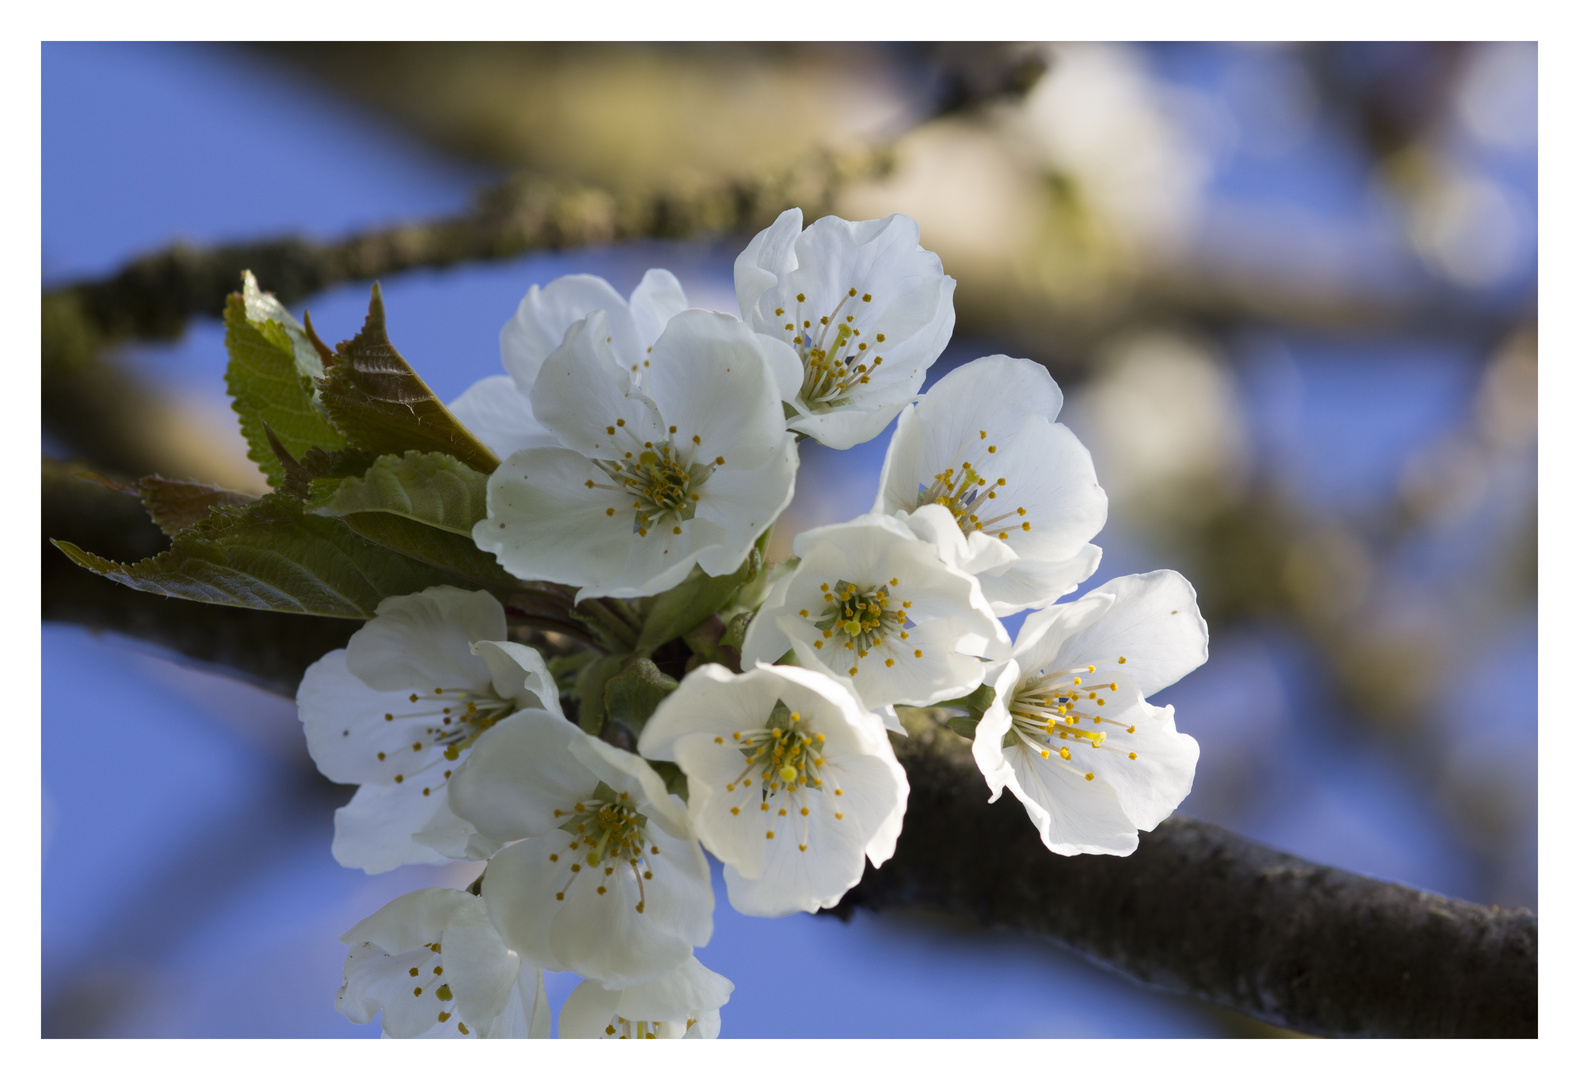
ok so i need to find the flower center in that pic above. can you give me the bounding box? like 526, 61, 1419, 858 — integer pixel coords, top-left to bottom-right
915, 432, 1030, 541
804, 577, 916, 676
550, 782, 656, 913
591, 426, 717, 538
721, 701, 843, 851
374, 686, 515, 794
776, 287, 887, 411
1007, 656, 1133, 781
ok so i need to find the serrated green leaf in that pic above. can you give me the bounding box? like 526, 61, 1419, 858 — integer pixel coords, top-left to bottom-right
225, 272, 347, 487
52, 493, 481, 619
137, 476, 257, 536
310, 451, 490, 536
336, 511, 522, 591
318, 285, 500, 474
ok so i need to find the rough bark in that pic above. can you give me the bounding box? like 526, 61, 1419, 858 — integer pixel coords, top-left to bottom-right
834, 721, 1537, 1039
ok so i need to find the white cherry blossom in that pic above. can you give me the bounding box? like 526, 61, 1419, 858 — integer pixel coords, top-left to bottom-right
474, 308, 798, 601
735, 208, 956, 449
557, 957, 733, 1039
448, 710, 714, 989
449, 269, 688, 459
336, 887, 550, 1039
640, 663, 908, 917
297, 587, 561, 873
972, 571, 1207, 856
740, 509, 1009, 727
874, 354, 1108, 615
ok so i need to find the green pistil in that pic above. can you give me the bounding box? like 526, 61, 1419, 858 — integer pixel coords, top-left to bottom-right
814, 578, 908, 654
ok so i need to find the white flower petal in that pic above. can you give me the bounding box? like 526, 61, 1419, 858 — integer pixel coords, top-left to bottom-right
299, 651, 423, 785
973, 571, 1207, 854
332, 780, 454, 873
470, 640, 563, 718
689, 440, 798, 578
336, 888, 474, 1036
447, 710, 591, 844
979, 544, 1103, 616
448, 374, 560, 459
1004, 742, 1140, 856
559, 957, 730, 1039
641, 664, 905, 916
735, 207, 804, 324
442, 897, 551, 1039
1021, 570, 1209, 698
646, 310, 788, 473
529, 311, 666, 457
744, 512, 1006, 707
735, 209, 956, 449
628, 268, 689, 352
501, 273, 640, 390
474, 447, 639, 588
875, 357, 1106, 612
482, 831, 711, 990
344, 586, 502, 693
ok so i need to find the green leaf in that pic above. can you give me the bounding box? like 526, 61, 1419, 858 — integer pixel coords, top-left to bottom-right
309, 451, 490, 536
335, 511, 522, 591
634, 547, 761, 656
52, 493, 482, 619
224, 271, 347, 487
138, 476, 257, 536
603, 658, 679, 738
318, 284, 500, 474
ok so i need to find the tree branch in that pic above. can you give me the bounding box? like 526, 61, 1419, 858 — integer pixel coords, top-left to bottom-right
46, 149, 890, 347
834, 719, 1536, 1038
39, 511, 1538, 1037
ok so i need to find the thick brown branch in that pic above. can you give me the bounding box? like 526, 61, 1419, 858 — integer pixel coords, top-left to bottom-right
834, 720, 1536, 1038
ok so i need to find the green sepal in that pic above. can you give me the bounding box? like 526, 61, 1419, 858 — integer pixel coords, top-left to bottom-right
318, 284, 500, 474
52, 492, 480, 619
574, 652, 628, 737
649, 761, 689, 802
224, 272, 347, 488
634, 546, 761, 656
721, 610, 752, 652
308, 450, 491, 536
603, 658, 680, 739
934, 682, 999, 741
